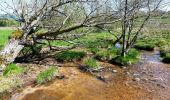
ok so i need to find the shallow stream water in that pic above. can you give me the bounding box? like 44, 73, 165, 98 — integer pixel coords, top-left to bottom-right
7, 51, 170, 100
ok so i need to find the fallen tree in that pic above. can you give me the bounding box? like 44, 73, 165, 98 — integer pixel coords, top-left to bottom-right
0, 0, 121, 63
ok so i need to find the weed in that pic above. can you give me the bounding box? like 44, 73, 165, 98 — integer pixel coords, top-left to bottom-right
3, 64, 24, 76
36, 67, 58, 84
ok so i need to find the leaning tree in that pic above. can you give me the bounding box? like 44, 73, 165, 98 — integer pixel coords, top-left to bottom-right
0, 0, 121, 64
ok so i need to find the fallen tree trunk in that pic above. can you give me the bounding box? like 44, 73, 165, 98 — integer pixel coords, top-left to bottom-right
0, 39, 24, 64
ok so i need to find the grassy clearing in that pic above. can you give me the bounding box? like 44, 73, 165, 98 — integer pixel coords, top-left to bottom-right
0, 29, 14, 49
55, 51, 86, 62
36, 67, 58, 84
3, 64, 24, 76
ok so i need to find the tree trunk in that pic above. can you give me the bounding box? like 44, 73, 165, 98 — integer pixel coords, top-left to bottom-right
0, 39, 24, 64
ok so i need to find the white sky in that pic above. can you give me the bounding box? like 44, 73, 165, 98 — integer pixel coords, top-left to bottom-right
0, 0, 170, 14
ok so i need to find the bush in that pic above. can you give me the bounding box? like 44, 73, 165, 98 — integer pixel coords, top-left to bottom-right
3, 64, 24, 76
36, 67, 58, 84
112, 49, 140, 66
84, 58, 99, 69
55, 51, 86, 62
134, 40, 155, 51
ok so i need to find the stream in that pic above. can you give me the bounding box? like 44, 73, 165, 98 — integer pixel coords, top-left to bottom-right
6, 50, 170, 100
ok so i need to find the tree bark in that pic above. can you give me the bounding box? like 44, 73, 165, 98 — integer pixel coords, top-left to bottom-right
0, 39, 24, 64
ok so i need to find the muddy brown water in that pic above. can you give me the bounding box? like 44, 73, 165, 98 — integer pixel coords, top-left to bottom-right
6, 51, 170, 100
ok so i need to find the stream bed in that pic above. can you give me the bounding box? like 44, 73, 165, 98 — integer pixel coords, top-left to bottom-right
6, 51, 170, 100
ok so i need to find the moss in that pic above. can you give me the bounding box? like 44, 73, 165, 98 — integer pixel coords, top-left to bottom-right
10, 30, 23, 39
36, 67, 58, 84
111, 49, 140, 66
55, 51, 86, 62
84, 58, 99, 69
3, 64, 24, 76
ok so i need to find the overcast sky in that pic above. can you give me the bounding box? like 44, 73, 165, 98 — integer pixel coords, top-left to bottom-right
0, 0, 170, 14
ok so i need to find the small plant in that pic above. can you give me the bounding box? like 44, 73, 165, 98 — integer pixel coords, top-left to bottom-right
55, 51, 86, 62
112, 49, 140, 66
84, 58, 99, 69
3, 63, 24, 76
36, 67, 58, 84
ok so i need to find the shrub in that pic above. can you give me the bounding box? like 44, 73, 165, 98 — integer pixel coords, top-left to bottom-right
134, 40, 155, 51
84, 58, 99, 69
3, 64, 24, 76
36, 67, 58, 84
112, 49, 140, 66
55, 51, 86, 62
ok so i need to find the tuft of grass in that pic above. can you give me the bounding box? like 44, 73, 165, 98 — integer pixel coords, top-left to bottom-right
36, 67, 58, 84
84, 58, 99, 69
55, 51, 86, 62
95, 47, 120, 61
88, 47, 100, 54
134, 40, 155, 51
3, 64, 24, 76
112, 49, 140, 66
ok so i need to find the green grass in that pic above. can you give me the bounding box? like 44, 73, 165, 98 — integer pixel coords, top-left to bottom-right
3, 63, 24, 76
95, 47, 120, 61
0, 29, 14, 49
36, 67, 58, 84
135, 40, 156, 51
55, 51, 86, 62
84, 58, 99, 69
112, 49, 140, 66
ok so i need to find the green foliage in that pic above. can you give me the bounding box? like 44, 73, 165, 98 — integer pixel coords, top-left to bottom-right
88, 47, 99, 54
84, 58, 99, 69
112, 49, 140, 66
95, 47, 120, 61
3, 64, 24, 76
0, 29, 14, 47
162, 53, 170, 63
55, 51, 86, 62
36, 67, 58, 84
135, 40, 156, 51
